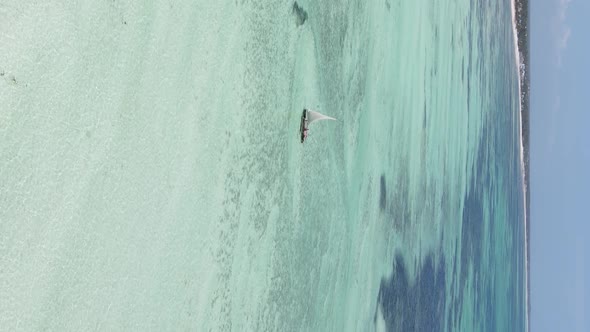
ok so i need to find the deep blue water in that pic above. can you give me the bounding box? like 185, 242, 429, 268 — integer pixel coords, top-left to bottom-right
374, 1, 526, 330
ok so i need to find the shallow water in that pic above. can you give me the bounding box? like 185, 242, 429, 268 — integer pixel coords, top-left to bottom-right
0, 0, 525, 330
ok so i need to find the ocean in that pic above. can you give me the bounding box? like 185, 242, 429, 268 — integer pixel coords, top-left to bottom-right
0, 0, 527, 331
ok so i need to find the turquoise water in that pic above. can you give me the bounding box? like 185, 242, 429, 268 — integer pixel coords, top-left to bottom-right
0, 0, 525, 331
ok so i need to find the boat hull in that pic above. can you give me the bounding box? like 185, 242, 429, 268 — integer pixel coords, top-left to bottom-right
299, 109, 307, 143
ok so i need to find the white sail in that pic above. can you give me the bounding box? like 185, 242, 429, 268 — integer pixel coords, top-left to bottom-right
307, 110, 337, 125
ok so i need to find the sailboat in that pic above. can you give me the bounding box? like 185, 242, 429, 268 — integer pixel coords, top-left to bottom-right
300, 108, 337, 143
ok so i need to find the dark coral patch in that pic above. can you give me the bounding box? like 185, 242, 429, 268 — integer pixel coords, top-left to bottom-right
376, 253, 446, 331
292, 2, 308, 26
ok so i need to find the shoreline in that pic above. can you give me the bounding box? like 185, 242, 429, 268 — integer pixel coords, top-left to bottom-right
510, 0, 530, 331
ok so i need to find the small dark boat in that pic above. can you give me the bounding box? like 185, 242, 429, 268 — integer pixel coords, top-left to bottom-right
299, 108, 337, 143
300, 109, 308, 143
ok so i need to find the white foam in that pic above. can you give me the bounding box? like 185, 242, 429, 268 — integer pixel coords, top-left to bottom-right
509, 1, 529, 331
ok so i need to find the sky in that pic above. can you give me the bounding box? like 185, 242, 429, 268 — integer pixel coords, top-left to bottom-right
531, 0, 589, 331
